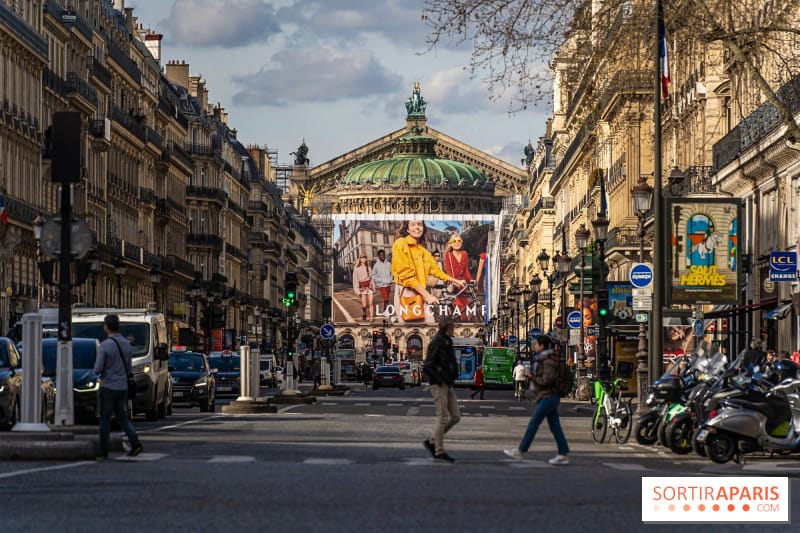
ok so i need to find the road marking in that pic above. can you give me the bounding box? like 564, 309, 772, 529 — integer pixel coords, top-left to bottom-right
387, 403, 403, 407
354, 403, 371, 406
333, 296, 354, 323
114, 453, 168, 462
507, 406, 526, 411
508, 461, 551, 468
209, 455, 256, 463
303, 458, 353, 465
320, 402, 339, 406
407, 407, 420, 416
420, 404, 435, 408
603, 463, 649, 471
479, 405, 495, 409
0, 461, 92, 479
138, 415, 218, 433
742, 462, 800, 473
365, 414, 384, 417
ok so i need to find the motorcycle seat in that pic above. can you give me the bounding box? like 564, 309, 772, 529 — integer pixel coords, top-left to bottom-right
724, 397, 792, 433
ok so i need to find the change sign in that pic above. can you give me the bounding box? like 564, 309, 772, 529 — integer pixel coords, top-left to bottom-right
769, 251, 797, 281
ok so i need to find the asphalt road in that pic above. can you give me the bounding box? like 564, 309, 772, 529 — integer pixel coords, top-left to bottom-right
3, 385, 799, 532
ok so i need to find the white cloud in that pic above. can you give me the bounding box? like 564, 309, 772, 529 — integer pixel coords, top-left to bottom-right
163, 0, 281, 48
232, 44, 402, 106
485, 141, 527, 168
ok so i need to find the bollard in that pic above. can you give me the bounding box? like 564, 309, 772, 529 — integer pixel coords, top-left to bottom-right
250, 347, 260, 399
320, 359, 330, 387
238, 346, 253, 401
333, 358, 342, 385
54, 340, 74, 426
13, 313, 50, 432
285, 361, 295, 391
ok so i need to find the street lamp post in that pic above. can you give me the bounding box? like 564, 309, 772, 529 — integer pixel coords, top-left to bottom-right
556, 249, 572, 357
33, 215, 45, 309
114, 259, 126, 308
189, 281, 201, 351
575, 224, 590, 378
89, 255, 101, 306
632, 175, 654, 413
239, 301, 247, 348
253, 306, 261, 352
520, 285, 532, 356
536, 249, 550, 332
592, 181, 611, 383
150, 266, 161, 311
528, 274, 541, 340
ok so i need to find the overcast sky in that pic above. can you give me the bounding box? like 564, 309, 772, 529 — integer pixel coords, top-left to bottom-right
130, 0, 549, 169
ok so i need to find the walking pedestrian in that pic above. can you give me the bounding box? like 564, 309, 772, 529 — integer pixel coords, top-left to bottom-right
504, 335, 570, 465
740, 338, 766, 374
422, 318, 460, 463
513, 360, 528, 401
372, 249, 394, 315
470, 366, 485, 400
312, 358, 321, 390
93, 314, 143, 459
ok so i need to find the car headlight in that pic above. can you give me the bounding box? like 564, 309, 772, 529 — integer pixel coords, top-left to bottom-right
171, 376, 179, 384
194, 379, 207, 387
0, 384, 4, 393
74, 381, 100, 392
142, 364, 151, 374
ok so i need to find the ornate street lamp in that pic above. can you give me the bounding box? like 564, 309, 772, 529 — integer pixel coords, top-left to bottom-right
631, 175, 654, 413
89, 255, 101, 306
575, 224, 590, 376
527, 275, 541, 345
592, 177, 612, 382
150, 266, 161, 310
114, 258, 126, 308
32, 215, 45, 309
536, 249, 551, 333
556, 248, 572, 357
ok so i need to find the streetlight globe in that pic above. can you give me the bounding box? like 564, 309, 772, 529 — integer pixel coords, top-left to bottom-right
530, 274, 542, 293
537, 249, 550, 272
557, 252, 572, 274
114, 260, 126, 277
575, 223, 590, 251
32, 215, 45, 240
592, 212, 610, 242
631, 175, 654, 215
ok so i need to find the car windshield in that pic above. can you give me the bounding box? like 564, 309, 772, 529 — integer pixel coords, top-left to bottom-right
208, 356, 240, 371
42, 340, 97, 371
377, 366, 399, 373
72, 322, 150, 357
169, 353, 205, 372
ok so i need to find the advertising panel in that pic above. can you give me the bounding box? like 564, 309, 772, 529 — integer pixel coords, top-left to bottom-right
333, 218, 493, 325
666, 199, 741, 305
607, 281, 634, 322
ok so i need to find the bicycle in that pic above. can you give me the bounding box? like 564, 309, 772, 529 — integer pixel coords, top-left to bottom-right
431, 281, 483, 320
591, 378, 632, 444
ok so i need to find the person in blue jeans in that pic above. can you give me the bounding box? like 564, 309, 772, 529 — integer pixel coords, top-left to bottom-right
504, 335, 570, 465
93, 314, 143, 459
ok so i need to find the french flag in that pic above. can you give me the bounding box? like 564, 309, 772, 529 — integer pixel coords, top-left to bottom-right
0, 194, 7, 225
660, 19, 670, 99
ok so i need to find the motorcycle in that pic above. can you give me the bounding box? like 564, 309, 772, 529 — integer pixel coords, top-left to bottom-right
635, 357, 690, 445
697, 376, 800, 463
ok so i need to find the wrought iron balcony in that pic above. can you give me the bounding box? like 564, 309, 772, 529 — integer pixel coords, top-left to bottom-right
110, 104, 145, 141
187, 233, 223, 250
169, 141, 194, 169
43, 68, 68, 96
226, 243, 248, 262
139, 187, 157, 205
1, 3, 48, 57
88, 118, 106, 138
604, 227, 643, 252
186, 185, 226, 204
155, 199, 170, 224
184, 143, 216, 157
227, 199, 246, 219
88, 56, 112, 88
106, 39, 141, 84
144, 127, 163, 148
66, 72, 98, 106
248, 200, 268, 213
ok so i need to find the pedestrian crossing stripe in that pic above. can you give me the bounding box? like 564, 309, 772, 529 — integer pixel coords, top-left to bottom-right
209, 456, 256, 463
113, 453, 167, 462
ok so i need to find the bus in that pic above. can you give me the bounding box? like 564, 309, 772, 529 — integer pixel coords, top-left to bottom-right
452, 337, 483, 387
483, 347, 516, 388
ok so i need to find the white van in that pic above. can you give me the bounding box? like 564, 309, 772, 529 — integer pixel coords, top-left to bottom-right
50, 306, 173, 421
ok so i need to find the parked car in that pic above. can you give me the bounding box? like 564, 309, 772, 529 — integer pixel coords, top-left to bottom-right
394, 362, 417, 387
169, 349, 216, 412
42, 338, 102, 423
0, 337, 55, 429
208, 352, 241, 397
373, 366, 405, 390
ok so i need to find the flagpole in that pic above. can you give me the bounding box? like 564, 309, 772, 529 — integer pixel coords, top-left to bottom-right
650, 0, 665, 383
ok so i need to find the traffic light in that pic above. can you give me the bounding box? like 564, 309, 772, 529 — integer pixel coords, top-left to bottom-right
211, 305, 225, 329
597, 289, 609, 319
392, 344, 399, 355
284, 272, 298, 305
499, 334, 506, 346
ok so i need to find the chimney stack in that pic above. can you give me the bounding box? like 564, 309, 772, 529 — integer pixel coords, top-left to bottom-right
165, 60, 190, 90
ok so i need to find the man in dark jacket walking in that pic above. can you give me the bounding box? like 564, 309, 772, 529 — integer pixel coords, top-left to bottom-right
422, 319, 460, 462
504, 335, 570, 465
93, 314, 143, 459
740, 338, 765, 374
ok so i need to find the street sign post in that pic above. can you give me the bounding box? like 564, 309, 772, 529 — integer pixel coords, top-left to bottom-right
586, 325, 600, 337
529, 327, 542, 339
635, 312, 649, 323
567, 311, 582, 330
629, 263, 654, 289
320, 323, 335, 340
508, 335, 518, 346
692, 319, 705, 337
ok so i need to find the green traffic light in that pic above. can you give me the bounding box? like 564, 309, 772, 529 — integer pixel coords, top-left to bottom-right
599, 308, 608, 316
287, 291, 295, 299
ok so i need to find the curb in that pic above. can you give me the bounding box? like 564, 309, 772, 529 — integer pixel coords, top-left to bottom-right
0, 439, 96, 461
268, 394, 317, 405
221, 400, 278, 414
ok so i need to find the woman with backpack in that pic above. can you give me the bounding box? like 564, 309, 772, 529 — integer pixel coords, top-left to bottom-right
503, 335, 570, 465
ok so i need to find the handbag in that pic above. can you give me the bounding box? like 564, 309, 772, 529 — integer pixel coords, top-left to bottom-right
359, 279, 371, 289
111, 336, 137, 398
399, 287, 425, 321
445, 253, 456, 293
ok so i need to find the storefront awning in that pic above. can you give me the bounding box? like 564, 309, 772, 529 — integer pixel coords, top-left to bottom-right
763, 302, 793, 320
704, 299, 777, 318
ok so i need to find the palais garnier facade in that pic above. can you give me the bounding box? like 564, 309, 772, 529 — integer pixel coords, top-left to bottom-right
288, 84, 527, 360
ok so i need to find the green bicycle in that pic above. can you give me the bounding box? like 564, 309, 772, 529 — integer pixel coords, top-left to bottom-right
591, 378, 632, 444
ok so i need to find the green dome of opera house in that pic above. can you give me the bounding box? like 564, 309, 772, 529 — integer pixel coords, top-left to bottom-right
342, 127, 489, 189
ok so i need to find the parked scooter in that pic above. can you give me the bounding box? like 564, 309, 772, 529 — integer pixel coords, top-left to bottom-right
635, 356, 693, 445
697, 375, 800, 463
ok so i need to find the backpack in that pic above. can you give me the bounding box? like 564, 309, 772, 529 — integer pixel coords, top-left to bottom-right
554, 354, 574, 398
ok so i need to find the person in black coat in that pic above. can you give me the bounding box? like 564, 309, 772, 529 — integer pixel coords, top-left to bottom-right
740, 338, 765, 374
422, 319, 460, 463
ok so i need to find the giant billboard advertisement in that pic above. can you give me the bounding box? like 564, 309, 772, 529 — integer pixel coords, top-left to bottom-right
666, 198, 741, 305
332, 218, 494, 325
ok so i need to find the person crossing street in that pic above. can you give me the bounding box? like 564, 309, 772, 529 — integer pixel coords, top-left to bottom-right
422, 319, 461, 463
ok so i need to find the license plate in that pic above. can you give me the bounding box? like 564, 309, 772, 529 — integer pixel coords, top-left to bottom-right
218, 386, 232, 392
696, 429, 709, 442
173, 391, 184, 397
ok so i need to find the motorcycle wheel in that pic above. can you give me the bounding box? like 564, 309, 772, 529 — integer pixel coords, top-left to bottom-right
692, 428, 707, 457
635, 413, 659, 445
666, 415, 694, 455
656, 416, 668, 447
704, 432, 737, 464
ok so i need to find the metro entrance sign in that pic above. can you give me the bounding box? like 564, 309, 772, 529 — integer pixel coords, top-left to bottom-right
629, 263, 654, 289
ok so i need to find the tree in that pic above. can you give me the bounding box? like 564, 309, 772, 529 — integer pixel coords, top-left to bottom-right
422, 0, 800, 140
